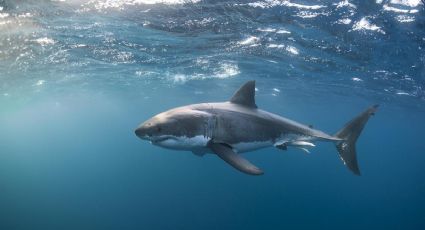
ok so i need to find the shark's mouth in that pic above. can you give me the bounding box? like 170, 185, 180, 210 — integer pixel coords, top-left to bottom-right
150, 135, 178, 144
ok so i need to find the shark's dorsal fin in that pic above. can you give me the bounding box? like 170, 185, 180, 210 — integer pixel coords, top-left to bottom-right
229, 80, 257, 108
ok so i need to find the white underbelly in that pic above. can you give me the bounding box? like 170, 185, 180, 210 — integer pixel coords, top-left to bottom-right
154, 135, 273, 153
232, 141, 273, 153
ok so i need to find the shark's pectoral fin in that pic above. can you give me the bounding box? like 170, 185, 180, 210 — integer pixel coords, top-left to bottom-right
208, 142, 264, 175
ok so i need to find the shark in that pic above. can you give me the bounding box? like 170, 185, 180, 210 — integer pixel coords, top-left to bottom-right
135, 81, 377, 175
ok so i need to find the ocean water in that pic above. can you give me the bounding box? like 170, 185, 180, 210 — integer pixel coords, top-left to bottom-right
1, 0, 425, 229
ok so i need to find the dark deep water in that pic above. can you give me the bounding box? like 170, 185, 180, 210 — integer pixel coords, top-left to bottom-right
1, 0, 425, 229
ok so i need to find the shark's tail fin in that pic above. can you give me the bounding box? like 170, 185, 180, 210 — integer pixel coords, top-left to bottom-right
334, 105, 378, 175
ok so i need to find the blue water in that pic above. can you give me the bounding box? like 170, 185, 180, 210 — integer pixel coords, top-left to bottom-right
1, 0, 425, 229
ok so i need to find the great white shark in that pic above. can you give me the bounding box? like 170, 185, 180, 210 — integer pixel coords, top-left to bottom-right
135, 81, 377, 175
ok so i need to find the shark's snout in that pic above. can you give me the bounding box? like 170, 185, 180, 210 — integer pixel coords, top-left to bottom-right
134, 126, 144, 137
135, 123, 152, 140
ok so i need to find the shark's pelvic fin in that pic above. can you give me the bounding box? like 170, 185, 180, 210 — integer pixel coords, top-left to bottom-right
208, 142, 263, 175
274, 141, 315, 153
229, 80, 257, 108
275, 143, 287, 150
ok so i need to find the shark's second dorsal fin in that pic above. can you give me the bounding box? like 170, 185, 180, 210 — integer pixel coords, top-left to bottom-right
229, 80, 257, 108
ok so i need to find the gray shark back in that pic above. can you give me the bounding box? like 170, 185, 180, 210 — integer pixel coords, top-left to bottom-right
190, 102, 339, 146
